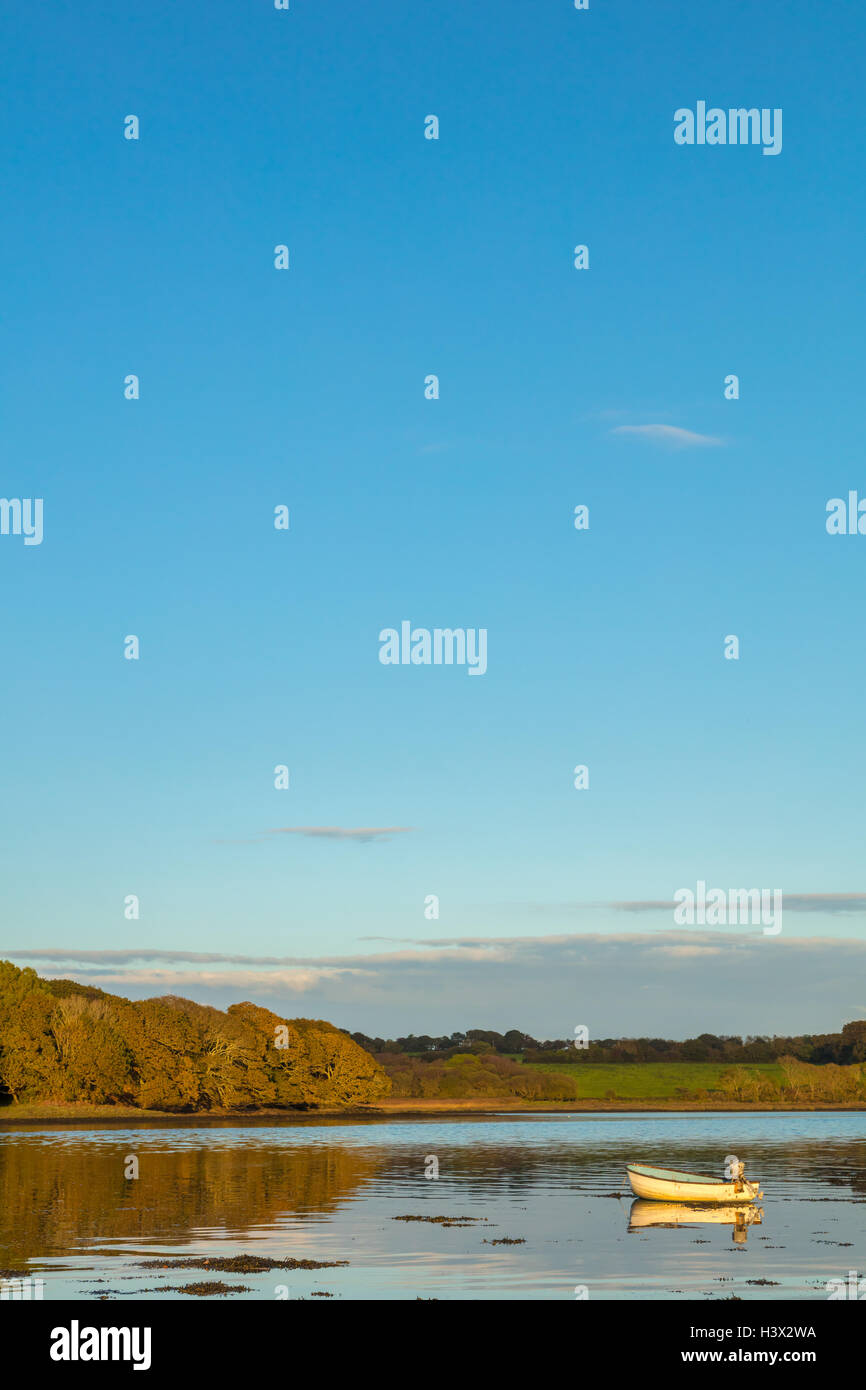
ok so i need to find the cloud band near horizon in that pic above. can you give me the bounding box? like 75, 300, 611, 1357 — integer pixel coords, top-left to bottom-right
3, 932, 865, 1039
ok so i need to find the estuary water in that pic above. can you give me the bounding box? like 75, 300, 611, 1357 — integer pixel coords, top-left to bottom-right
0, 1110, 863, 1301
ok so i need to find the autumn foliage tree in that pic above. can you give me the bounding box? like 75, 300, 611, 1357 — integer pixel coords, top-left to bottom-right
0, 961, 390, 1112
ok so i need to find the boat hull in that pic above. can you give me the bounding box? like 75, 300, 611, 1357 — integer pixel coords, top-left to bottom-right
626, 1164, 761, 1204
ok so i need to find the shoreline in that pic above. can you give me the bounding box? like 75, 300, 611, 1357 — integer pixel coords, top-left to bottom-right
2, 1096, 865, 1124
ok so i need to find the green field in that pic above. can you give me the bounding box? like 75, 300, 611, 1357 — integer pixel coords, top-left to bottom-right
524, 1060, 783, 1099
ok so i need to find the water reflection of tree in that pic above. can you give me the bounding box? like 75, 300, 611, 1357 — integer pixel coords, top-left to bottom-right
0, 1142, 381, 1269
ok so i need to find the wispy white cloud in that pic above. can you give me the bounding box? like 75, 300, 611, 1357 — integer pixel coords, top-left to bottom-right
611, 423, 723, 448
37, 967, 369, 993
6, 949, 326, 966
775, 894, 866, 914
607, 893, 866, 916
266, 826, 414, 843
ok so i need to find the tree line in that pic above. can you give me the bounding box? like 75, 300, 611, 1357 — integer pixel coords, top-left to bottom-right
384, 1050, 581, 1101
351, 1022, 866, 1065
0, 961, 390, 1111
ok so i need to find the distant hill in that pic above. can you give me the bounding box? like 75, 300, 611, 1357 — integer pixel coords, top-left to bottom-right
0, 960, 390, 1112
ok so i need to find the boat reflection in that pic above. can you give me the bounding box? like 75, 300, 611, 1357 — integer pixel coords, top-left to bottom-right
628, 1198, 763, 1243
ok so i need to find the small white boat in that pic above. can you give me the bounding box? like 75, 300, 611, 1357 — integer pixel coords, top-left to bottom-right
626, 1162, 762, 1204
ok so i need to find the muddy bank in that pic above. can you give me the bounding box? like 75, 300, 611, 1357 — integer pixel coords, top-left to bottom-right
3, 1097, 865, 1125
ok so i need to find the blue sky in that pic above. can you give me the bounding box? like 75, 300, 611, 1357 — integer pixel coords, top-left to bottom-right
2, 0, 865, 1038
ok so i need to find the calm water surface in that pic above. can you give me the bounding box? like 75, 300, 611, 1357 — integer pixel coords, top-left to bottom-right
1, 1111, 863, 1300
